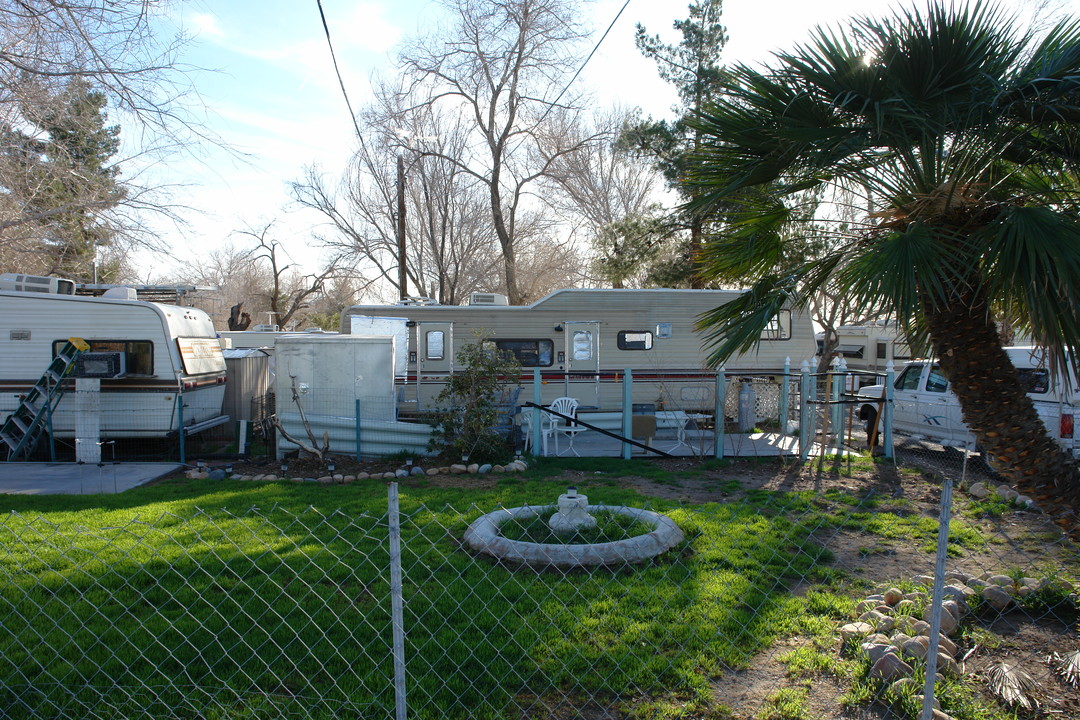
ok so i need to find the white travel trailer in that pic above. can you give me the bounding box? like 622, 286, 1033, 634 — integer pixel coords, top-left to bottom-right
817, 322, 917, 387
341, 288, 817, 413
0, 275, 229, 446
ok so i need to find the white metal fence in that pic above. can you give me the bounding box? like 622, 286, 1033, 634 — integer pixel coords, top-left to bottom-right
1, 475, 1076, 720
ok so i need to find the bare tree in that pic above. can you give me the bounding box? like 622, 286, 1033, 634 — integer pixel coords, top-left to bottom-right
238, 224, 341, 330
292, 93, 503, 306
397, 0, 596, 304
539, 108, 665, 287
164, 227, 353, 331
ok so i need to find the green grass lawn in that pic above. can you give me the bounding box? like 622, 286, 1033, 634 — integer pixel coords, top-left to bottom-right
0, 457, 1011, 720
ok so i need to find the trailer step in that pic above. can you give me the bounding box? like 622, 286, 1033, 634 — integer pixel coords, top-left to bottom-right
1, 337, 89, 461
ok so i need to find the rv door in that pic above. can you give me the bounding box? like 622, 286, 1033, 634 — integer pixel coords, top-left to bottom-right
417, 322, 453, 375
564, 321, 600, 407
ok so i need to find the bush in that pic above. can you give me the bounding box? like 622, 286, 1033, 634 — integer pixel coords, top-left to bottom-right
428, 331, 522, 464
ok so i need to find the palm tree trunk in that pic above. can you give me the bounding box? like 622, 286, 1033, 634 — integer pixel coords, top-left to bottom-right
924, 291, 1080, 540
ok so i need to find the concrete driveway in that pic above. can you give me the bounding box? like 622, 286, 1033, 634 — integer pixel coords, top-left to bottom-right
0, 463, 182, 495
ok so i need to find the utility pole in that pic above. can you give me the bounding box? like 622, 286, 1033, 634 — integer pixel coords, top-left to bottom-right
397, 155, 407, 301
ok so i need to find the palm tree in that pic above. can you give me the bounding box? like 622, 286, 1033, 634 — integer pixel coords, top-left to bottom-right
688, 2, 1080, 538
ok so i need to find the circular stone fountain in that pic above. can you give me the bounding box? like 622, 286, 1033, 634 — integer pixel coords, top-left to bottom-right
463, 487, 684, 568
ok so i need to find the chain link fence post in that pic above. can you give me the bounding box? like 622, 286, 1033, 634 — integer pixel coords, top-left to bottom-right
921, 474, 954, 720
388, 482, 408, 720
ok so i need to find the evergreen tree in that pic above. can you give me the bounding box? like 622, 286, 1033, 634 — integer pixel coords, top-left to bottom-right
0, 77, 124, 279
619, 1, 728, 287
36, 78, 125, 279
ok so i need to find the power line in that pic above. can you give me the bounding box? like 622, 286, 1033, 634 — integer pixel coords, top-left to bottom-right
315, 0, 366, 149
512, 0, 633, 154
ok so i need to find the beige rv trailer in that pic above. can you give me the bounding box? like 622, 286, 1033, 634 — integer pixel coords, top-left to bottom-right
341, 288, 817, 413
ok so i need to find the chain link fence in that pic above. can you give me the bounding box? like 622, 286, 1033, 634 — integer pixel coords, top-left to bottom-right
2, 469, 1076, 720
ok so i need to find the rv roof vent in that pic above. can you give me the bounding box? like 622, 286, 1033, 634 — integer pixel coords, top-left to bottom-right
396, 296, 438, 306
252, 324, 279, 331
102, 286, 139, 300
0, 273, 76, 295
468, 292, 509, 306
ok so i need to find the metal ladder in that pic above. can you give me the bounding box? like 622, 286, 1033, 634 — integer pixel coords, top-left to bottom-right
1, 337, 90, 461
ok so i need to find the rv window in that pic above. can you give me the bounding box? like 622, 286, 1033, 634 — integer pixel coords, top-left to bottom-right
761, 310, 792, 340
617, 331, 653, 351
877, 342, 887, 360
486, 339, 554, 367
54, 339, 153, 375
425, 331, 445, 360
1018, 368, 1050, 394
836, 344, 865, 359
572, 330, 593, 361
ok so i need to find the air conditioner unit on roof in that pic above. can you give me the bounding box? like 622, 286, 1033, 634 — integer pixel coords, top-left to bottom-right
0, 273, 76, 295
468, 292, 509, 306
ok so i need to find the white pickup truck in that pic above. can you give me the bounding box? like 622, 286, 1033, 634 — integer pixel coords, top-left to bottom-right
856, 347, 1079, 459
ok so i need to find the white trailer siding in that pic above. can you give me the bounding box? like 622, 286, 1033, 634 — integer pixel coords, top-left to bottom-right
341, 288, 816, 412
0, 291, 227, 438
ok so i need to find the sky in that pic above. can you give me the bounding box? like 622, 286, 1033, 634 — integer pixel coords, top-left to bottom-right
137, 0, 1074, 285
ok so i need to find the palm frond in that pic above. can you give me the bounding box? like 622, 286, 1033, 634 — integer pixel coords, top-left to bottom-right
696, 274, 803, 367
985, 660, 1040, 710
1049, 649, 1080, 688
980, 206, 1080, 376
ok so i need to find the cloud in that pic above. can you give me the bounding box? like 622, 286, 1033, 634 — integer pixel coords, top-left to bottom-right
189, 13, 226, 39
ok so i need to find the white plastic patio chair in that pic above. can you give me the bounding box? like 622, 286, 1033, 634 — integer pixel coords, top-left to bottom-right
544, 396, 584, 456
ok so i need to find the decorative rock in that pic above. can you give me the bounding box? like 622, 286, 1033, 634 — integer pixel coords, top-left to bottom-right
1003, 489, 1019, 502
342, 475, 356, 483
914, 575, 936, 586
208, 469, 226, 480
944, 571, 969, 583
839, 622, 875, 642
895, 599, 917, 614
861, 642, 897, 664
884, 587, 904, 606
395, 469, 409, 479
317, 475, 334, 484
943, 584, 975, 603
890, 633, 911, 648
996, 484, 1012, 497
466, 463, 479, 474
333, 474, 344, 482
901, 636, 930, 660
988, 574, 1013, 587
968, 482, 989, 498
1015, 495, 1034, 507
936, 653, 960, 677
889, 678, 918, 696
912, 620, 931, 636
410, 466, 425, 476
966, 577, 989, 590
869, 653, 914, 682
450, 464, 468, 474
875, 616, 896, 633
856, 599, 877, 614
478, 463, 492, 474
982, 585, 1013, 611
915, 694, 940, 710
426, 468, 440, 476
493, 465, 505, 473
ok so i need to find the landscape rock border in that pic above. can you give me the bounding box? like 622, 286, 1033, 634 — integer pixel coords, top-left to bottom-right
463, 504, 685, 568
186, 459, 531, 484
